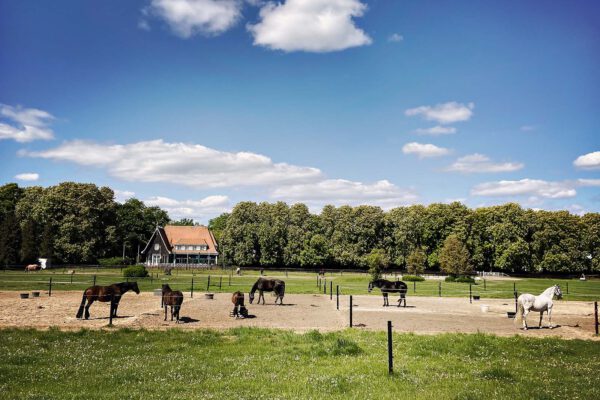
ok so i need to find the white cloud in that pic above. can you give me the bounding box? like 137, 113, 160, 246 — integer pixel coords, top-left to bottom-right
405, 101, 474, 125
145, 195, 230, 220
24, 139, 322, 188
577, 178, 600, 187
414, 126, 456, 136
402, 142, 450, 158
143, 0, 243, 38
573, 151, 600, 170
270, 179, 418, 209
471, 179, 577, 199
388, 33, 403, 42
114, 189, 136, 203
0, 104, 55, 143
14, 173, 39, 181
248, 0, 372, 52
445, 153, 524, 173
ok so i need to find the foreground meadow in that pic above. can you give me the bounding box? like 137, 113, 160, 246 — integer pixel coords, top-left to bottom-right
0, 328, 598, 400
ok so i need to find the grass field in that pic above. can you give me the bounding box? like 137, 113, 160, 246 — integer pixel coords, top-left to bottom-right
1, 267, 599, 302
0, 327, 598, 399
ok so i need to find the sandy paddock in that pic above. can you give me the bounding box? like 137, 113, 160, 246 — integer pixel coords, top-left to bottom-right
0, 291, 597, 340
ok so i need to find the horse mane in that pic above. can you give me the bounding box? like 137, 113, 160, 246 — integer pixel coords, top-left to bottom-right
250, 280, 260, 294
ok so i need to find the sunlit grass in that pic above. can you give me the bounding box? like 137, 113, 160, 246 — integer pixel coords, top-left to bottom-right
0, 328, 598, 399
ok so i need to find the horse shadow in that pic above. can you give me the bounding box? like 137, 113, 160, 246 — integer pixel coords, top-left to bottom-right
177, 316, 200, 324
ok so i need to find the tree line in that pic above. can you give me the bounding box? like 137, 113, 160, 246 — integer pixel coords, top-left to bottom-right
0, 182, 169, 265
214, 201, 600, 274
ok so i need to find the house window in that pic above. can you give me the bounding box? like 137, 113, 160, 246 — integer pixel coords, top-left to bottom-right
154, 244, 159, 251
187, 245, 194, 250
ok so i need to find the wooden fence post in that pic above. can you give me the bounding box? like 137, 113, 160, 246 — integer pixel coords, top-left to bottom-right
219, 276, 222, 290
191, 277, 194, 298
48, 277, 52, 297
336, 285, 339, 310
207, 275, 211, 291
595, 301, 598, 335
349, 295, 353, 328
330, 281, 333, 300
109, 293, 114, 326
469, 284, 472, 304
387, 321, 393, 375
514, 291, 518, 313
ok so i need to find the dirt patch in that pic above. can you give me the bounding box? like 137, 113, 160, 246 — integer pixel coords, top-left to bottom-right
0, 291, 596, 340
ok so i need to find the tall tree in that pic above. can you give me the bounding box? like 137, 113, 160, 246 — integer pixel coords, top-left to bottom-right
20, 219, 38, 263
439, 234, 471, 275
0, 211, 20, 265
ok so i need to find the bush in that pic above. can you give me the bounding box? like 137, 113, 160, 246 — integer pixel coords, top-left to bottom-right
402, 275, 425, 282
123, 265, 148, 278
99, 257, 133, 267
445, 275, 475, 283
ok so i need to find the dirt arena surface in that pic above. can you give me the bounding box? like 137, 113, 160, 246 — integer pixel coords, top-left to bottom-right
0, 291, 597, 340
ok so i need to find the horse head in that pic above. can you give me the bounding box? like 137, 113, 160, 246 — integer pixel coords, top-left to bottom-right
162, 283, 171, 293
131, 281, 140, 294
248, 292, 255, 304
554, 285, 563, 300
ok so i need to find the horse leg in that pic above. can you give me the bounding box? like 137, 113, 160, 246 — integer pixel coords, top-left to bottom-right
522, 309, 529, 330
112, 298, 121, 318
548, 307, 553, 329
260, 291, 265, 305
76, 294, 87, 319
539, 311, 544, 328
84, 298, 94, 320
164, 304, 167, 321
171, 306, 174, 321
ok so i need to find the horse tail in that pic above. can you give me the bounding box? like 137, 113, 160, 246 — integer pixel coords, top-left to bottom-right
279, 282, 286, 298
75, 292, 87, 319
514, 298, 524, 325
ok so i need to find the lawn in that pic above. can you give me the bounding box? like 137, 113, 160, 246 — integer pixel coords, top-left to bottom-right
0, 267, 599, 301
0, 327, 598, 400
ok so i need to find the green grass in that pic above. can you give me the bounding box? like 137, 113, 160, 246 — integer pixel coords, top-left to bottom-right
1, 267, 599, 301
0, 328, 598, 399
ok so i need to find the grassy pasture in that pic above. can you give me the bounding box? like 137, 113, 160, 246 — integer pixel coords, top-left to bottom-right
1, 267, 599, 301
0, 327, 598, 399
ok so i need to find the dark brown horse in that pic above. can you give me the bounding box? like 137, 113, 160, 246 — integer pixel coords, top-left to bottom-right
249, 278, 285, 305
231, 291, 248, 318
368, 279, 408, 307
75, 281, 140, 319
162, 284, 183, 323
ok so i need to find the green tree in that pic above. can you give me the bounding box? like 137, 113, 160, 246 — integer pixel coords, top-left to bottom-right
20, 219, 38, 263
0, 211, 20, 265
221, 202, 260, 266
171, 218, 196, 226
406, 248, 427, 275
365, 249, 390, 281
39, 223, 55, 262
208, 213, 229, 245
439, 234, 471, 276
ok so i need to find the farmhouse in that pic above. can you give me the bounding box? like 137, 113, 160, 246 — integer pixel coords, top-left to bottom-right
141, 225, 219, 266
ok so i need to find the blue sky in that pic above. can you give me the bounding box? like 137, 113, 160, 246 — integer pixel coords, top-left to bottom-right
1, 0, 599, 222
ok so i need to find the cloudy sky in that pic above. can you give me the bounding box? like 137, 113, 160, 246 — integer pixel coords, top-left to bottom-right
1, 0, 599, 222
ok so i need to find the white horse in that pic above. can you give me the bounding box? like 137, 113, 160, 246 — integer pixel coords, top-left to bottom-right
515, 285, 562, 330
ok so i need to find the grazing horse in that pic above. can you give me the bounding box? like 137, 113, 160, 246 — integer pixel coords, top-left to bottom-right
368, 279, 408, 307
161, 284, 183, 323
231, 291, 248, 318
515, 285, 562, 330
25, 264, 40, 272
249, 278, 285, 305
75, 282, 140, 320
